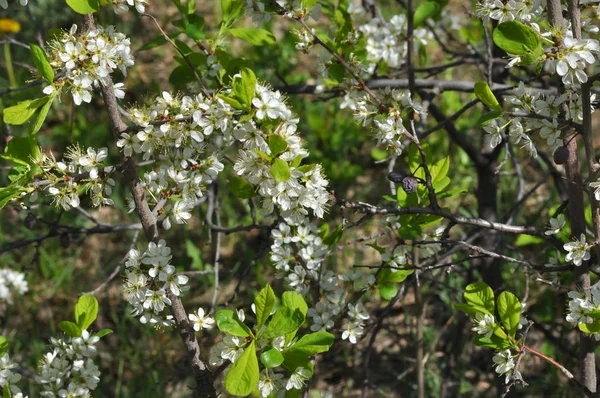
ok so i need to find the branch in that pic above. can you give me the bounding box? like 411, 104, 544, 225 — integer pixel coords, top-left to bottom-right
335, 197, 542, 235
83, 13, 216, 398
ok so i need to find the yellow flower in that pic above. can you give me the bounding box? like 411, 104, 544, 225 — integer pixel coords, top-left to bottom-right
0, 19, 21, 34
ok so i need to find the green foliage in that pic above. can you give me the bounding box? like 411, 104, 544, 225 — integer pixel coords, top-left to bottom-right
30, 44, 54, 83
254, 284, 276, 330
497, 291, 522, 338
271, 158, 291, 182
268, 135, 288, 157
492, 21, 541, 55
215, 310, 252, 337
224, 340, 259, 396
75, 295, 99, 331
1, 135, 40, 167
460, 282, 495, 315
414, 2, 441, 26
230, 176, 255, 199
262, 307, 305, 339
0, 336, 8, 358
474, 81, 502, 112
229, 28, 276, 46
58, 320, 83, 337
260, 347, 285, 368
65, 0, 100, 14
3, 97, 51, 126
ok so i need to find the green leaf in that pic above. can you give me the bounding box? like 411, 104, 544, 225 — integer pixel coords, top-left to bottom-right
187, 0, 196, 13
230, 176, 255, 199
268, 135, 288, 156
478, 110, 504, 126
379, 283, 398, 300
232, 68, 256, 109
31, 94, 55, 135
260, 347, 284, 368
254, 284, 276, 330
473, 334, 511, 350
3, 97, 50, 125
215, 310, 251, 337
283, 332, 333, 372
2, 135, 40, 167
66, 0, 100, 14
579, 322, 600, 334
414, 2, 440, 27
515, 234, 544, 246
172, 0, 188, 18
282, 291, 308, 317
493, 21, 541, 55
218, 94, 245, 110
185, 14, 206, 40
30, 44, 54, 83
463, 282, 495, 315
58, 321, 83, 337
224, 341, 259, 396
95, 329, 113, 338
3, 385, 10, 398
0, 336, 8, 358
271, 158, 291, 182
255, 150, 272, 162
286, 332, 334, 356
302, 0, 319, 8
436, 187, 468, 199
430, 156, 449, 185
0, 186, 26, 210
497, 291, 521, 338
474, 81, 502, 112
454, 303, 480, 315
263, 307, 305, 339
221, 0, 244, 22
323, 224, 343, 246
74, 295, 99, 331
229, 28, 276, 46
169, 65, 196, 90
378, 268, 414, 283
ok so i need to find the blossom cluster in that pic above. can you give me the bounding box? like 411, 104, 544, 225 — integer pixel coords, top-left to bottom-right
44, 24, 134, 105
123, 240, 189, 327
470, 310, 526, 383
356, 12, 431, 69
37, 331, 101, 397
488, 83, 596, 156
270, 222, 373, 343
233, 84, 329, 225
35, 146, 115, 210
0, 268, 28, 307
565, 287, 600, 340
476, 0, 544, 23
0, 354, 25, 397
118, 91, 229, 229
208, 306, 314, 397
346, 88, 424, 155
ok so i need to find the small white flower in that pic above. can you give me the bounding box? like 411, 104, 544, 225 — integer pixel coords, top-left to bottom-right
188, 308, 215, 331
471, 313, 496, 339
285, 366, 311, 390
564, 234, 592, 266
545, 214, 566, 235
